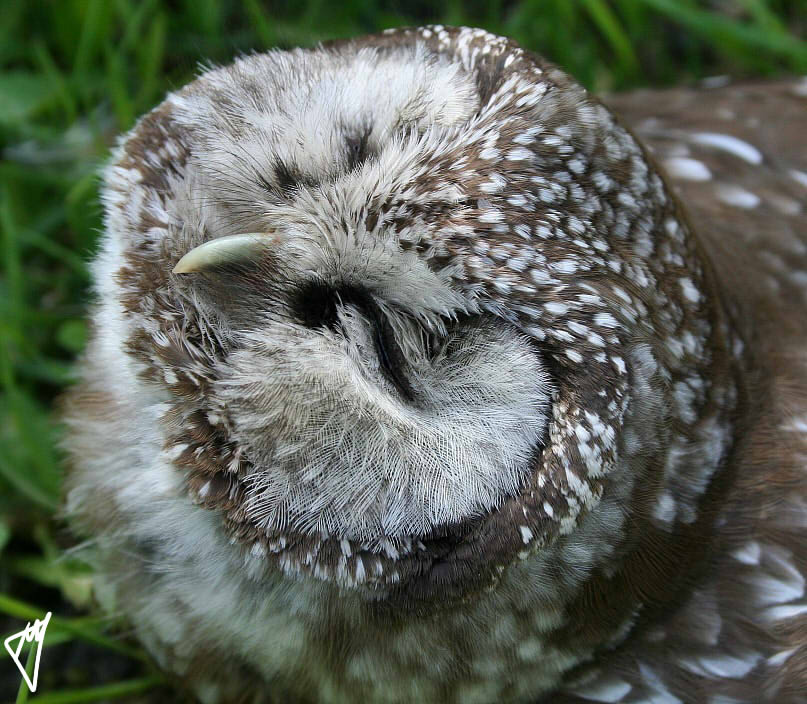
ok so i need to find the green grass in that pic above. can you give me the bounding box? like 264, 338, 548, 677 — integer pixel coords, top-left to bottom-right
0, 0, 805, 700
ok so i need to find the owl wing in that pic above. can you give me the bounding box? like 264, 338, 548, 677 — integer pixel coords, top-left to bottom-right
606, 78, 807, 311
552, 80, 807, 704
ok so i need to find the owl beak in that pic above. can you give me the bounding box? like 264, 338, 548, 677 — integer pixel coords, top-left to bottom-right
172, 233, 273, 274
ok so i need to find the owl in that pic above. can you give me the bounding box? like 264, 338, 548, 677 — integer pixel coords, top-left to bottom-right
61, 26, 807, 704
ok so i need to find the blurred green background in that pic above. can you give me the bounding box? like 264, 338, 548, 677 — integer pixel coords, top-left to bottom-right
0, 0, 805, 701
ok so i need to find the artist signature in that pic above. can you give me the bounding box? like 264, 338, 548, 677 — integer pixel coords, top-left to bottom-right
4, 611, 51, 693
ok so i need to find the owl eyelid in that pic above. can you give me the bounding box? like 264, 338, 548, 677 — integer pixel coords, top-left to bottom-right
172, 233, 274, 274
371, 310, 416, 403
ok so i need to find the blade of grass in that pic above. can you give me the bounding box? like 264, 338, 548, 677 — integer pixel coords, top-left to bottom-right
1, 186, 24, 331
27, 676, 166, 704
639, 0, 807, 67
0, 454, 58, 510
3, 555, 62, 588
135, 11, 167, 111
71, 0, 107, 78
0, 0, 25, 64
32, 42, 77, 124
0, 594, 149, 662
581, 0, 639, 75
16, 358, 78, 386
104, 43, 135, 129
18, 227, 89, 279
0, 391, 61, 509
737, 0, 788, 33
14, 637, 36, 704
243, 0, 279, 48
118, 0, 159, 51
0, 222, 63, 512
0, 518, 10, 553
185, 0, 221, 39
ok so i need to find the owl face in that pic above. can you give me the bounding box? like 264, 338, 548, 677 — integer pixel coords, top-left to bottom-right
80, 27, 729, 606
131, 38, 556, 590
166, 48, 556, 546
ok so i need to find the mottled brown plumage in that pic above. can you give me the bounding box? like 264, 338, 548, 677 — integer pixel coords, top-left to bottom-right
556, 78, 807, 704
61, 27, 807, 703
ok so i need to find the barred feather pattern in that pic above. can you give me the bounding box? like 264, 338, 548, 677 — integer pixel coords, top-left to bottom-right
61, 26, 807, 704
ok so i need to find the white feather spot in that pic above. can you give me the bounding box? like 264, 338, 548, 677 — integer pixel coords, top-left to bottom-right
732, 541, 761, 565
715, 184, 760, 209
749, 549, 805, 606
680, 652, 761, 679
250, 542, 266, 558
544, 301, 569, 315
679, 277, 700, 303
652, 491, 676, 525
571, 676, 632, 702
552, 259, 579, 274
594, 312, 619, 328
506, 147, 533, 161
790, 169, 807, 189
566, 349, 583, 363
636, 663, 683, 703
768, 648, 797, 667
690, 132, 762, 164
663, 157, 712, 182
701, 75, 730, 88
790, 76, 807, 97
763, 603, 807, 622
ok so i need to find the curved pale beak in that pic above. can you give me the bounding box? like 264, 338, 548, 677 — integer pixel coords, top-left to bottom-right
172, 233, 274, 274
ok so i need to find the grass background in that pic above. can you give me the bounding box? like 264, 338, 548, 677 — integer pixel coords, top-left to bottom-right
1, 0, 805, 701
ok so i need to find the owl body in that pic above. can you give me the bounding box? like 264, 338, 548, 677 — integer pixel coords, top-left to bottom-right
62, 27, 807, 703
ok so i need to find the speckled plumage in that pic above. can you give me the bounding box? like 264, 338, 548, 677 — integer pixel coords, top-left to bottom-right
61, 27, 807, 703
